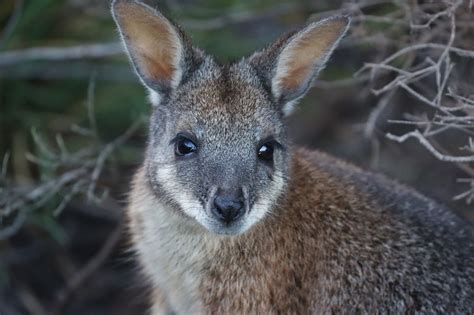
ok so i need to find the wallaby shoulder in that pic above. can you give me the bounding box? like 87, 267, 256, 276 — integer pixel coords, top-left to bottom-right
294, 148, 474, 311
296, 148, 473, 241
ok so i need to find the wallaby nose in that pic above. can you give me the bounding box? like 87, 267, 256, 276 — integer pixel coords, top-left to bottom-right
212, 190, 245, 224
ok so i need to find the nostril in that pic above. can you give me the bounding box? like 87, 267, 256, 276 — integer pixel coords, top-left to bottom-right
214, 197, 243, 211
212, 196, 244, 223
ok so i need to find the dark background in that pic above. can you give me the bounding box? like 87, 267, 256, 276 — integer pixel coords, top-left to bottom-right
1, 0, 473, 314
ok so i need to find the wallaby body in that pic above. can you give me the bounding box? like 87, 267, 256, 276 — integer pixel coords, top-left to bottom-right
130, 150, 473, 314
112, 1, 474, 313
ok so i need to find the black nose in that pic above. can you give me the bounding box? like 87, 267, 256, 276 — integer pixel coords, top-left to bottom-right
212, 193, 244, 224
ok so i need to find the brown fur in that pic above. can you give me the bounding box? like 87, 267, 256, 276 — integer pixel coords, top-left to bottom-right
128, 149, 473, 314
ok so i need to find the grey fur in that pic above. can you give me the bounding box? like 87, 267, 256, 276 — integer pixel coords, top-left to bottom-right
112, 1, 474, 313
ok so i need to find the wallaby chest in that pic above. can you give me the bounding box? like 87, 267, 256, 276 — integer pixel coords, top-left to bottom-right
129, 176, 215, 313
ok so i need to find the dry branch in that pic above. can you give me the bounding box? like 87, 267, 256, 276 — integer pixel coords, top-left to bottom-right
356, 0, 474, 204
52, 218, 124, 314
0, 81, 144, 239
0, 42, 123, 66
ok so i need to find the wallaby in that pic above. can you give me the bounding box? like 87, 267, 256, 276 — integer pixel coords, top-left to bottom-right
111, 0, 474, 313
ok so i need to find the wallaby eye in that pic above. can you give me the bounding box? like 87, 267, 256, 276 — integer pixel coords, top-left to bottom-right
175, 136, 197, 156
257, 143, 274, 161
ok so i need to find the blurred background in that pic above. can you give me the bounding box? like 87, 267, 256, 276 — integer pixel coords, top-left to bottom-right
1, 0, 473, 314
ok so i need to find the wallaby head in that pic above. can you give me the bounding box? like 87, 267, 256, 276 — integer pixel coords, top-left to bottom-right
112, 0, 350, 235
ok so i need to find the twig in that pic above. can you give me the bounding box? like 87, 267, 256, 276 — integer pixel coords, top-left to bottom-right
17, 284, 47, 315
453, 178, 474, 204
410, 0, 462, 29
181, 2, 304, 31
86, 72, 99, 138
365, 43, 474, 70
86, 117, 144, 202
0, 209, 26, 240
364, 90, 396, 139
52, 217, 124, 315
0, 0, 24, 50
386, 130, 474, 162
1, 152, 10, 178
0, 42, 123, 66
1, 168, 88, 217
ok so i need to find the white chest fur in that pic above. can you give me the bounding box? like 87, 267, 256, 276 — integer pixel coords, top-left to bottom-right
129, 187, 218, 314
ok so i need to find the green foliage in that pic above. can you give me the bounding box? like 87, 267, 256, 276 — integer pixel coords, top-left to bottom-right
4, 0, 64, 48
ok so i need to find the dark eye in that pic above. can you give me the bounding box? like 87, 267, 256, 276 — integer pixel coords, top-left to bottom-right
175, 137, 197, 156
257, 142, 274, 161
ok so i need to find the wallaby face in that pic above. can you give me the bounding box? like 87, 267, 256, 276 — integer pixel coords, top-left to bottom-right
112, 0, 349, 235
144, 68, 290, 235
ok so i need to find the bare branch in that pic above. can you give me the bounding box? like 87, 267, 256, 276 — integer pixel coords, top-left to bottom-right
386, 130, 474, 163
0, 42, 123, 66
86, 118, 144, 202
52, 218, 123, 314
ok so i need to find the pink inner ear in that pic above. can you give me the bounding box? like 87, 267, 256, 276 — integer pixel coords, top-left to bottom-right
277, 20, 347, 93
115, 2, 181, 84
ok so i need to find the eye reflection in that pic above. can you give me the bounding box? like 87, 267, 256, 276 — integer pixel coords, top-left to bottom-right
257, 143, 274, 161
175, 136, 197, 156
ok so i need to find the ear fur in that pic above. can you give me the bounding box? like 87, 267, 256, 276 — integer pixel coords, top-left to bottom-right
111, 0, 198, 105
250, 16, 351, 116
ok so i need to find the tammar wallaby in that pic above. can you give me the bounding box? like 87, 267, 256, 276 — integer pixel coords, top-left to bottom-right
112, 0, 473, 313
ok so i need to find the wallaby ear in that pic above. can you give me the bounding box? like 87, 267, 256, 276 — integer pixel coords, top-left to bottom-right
112, 0, 198, 104
250, 16, 350, 116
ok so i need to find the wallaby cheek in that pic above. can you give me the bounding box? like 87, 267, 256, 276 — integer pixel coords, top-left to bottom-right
156, 163, 206, 219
